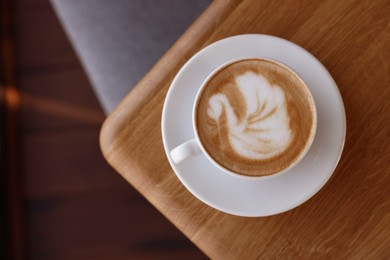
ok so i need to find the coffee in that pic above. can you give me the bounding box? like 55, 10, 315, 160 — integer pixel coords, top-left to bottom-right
195, 58, 316, 176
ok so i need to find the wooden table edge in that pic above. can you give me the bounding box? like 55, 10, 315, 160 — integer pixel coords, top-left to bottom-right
99, 1, 242, 256
100, 0, 241, 165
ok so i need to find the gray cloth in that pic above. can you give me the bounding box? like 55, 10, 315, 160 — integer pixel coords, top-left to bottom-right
50, 0, 210, 114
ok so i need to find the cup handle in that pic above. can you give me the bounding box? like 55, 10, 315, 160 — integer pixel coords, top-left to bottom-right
170, 138, 202, 164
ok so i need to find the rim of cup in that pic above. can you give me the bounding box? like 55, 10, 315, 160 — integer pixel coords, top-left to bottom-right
192, 57, 317, 180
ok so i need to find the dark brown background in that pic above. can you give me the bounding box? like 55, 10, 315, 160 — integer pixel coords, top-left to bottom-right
8, 0, 206, 258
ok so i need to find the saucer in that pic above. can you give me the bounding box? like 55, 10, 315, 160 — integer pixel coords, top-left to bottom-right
161, 34, 346, 217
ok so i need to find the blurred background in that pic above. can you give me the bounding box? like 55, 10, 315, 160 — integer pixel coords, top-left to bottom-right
1, 0, 210, 258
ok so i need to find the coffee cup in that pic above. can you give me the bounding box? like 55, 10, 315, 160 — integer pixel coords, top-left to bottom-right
170, 57, 317, 179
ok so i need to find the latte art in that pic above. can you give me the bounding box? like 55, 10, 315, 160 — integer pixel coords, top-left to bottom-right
196, 58, 316, 176
207, 72, 292, 160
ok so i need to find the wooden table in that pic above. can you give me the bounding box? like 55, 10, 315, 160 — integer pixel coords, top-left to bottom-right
100, 0, 390, 258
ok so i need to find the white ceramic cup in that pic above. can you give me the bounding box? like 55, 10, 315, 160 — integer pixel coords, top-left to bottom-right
170, 57, 317, 179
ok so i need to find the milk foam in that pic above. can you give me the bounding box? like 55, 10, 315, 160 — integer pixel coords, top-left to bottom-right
207, 72, 292, 160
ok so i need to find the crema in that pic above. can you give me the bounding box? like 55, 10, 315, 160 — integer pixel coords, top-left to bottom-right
195, 58, 316, 176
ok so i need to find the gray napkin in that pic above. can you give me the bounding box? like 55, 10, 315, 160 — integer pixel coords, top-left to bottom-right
50, 0, 210, 114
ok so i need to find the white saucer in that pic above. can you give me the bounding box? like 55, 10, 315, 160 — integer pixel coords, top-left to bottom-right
161, 34, 346, 217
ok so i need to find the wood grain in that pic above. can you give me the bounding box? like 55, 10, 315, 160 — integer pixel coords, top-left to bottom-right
101, 0, 390, 259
